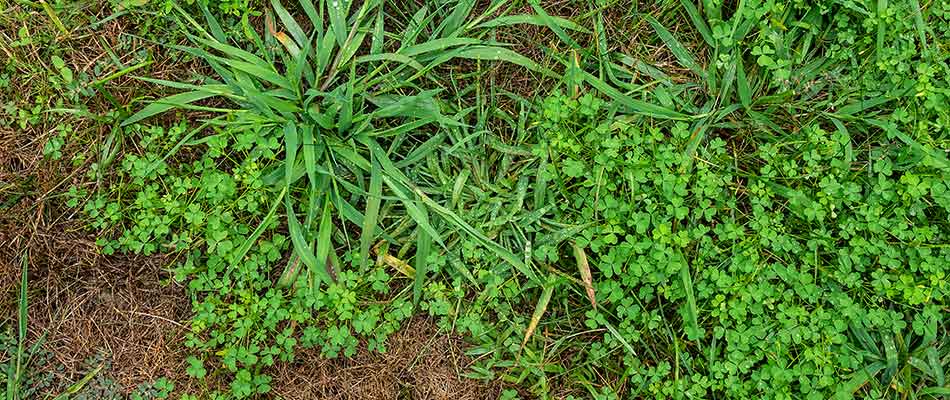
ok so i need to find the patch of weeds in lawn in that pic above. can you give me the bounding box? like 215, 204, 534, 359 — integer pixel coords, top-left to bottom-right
437, 0, 950, 398
56, 0, 950, 399
79, 0, 561, 397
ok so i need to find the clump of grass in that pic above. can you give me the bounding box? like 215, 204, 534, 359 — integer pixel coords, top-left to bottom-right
98, 0, 571, 397
55, 0, 950, 399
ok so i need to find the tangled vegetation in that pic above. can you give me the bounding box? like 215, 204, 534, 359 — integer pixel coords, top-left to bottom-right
2, 0, 949, 399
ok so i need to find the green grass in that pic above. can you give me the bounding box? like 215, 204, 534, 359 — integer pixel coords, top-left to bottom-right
4, 0, 950, 398
3, 251, 30, 400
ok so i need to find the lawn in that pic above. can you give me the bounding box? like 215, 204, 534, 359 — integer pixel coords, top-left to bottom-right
1, 0, 949, 399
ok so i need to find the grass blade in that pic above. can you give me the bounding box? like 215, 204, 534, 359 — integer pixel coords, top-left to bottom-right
199, 3, 226, 42
438, 0, 475, 37
51, 363, 104, 400
412, 203, 432, 307
927, 346, 944, 386
477, 14, 589, 33
736, 57, 752, 109
679, 252, 701, 341
604, 319, 637, 356
234, 187, 287, 264
271, 0, 308, 48
286, 196, 330, 287
645, 15, 705, 79
400, 37, 482, 57
359, 156, 383, 270
299, 0, 323, 37
526, 0, 580, 48
578, 70, 687, 120
315, 195, 336, 283
356, 53, 424, 70
679, 0, 714, 47
415, 187, 538, 283
329, 0, 352, 46
123, 90, 219, 126
522, 283, 554, 349
835, 361, 885, 397
456, 46, 554, 77
7, 250, 29, 400
571, 242, 596, 309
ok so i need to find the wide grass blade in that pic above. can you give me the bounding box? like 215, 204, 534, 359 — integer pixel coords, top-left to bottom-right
679, 0, 714, 47
522, 283, 554, 349
412, 203, 432, 307
356, 53, 425, 70
578, 70, 687, 120
199, 3, 226, 42
298, 0, 323, 37
477, 14, 589, 32
7, 250, 29, 400
457, 46, 554, 77
271, 0, 308, 48
234, 187, 287, 264
645, 15, 705, 79
51, 363, 105, 400
315, 195, 336, 282
400, 37, 483, 57
438, 0, 475, 38
678, 252, 701, 341
571, 242, 596, 309
359, 156, 383, 270
366, 139, 447, 248
526, 0, 580, 48
604, 320, 637, 356
867, 119, 950, 170
415, 187, 538, 283
329, 0, 352, 46
736, 58, 752, 109
835, 361, 885, 397
123, 90, 219, 126
286, 196, 331, 287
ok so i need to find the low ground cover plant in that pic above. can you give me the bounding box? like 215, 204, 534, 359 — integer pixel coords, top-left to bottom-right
5, 0, 949, 398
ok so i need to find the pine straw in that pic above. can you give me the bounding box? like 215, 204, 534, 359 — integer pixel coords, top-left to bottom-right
0, 178, 192, 396
272, 317, 501, 400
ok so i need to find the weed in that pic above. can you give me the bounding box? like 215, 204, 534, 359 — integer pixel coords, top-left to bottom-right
22, 0, 950, 398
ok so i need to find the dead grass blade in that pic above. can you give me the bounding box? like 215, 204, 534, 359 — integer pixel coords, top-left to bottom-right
571, 241, 596, 309
521, 283, 554, 351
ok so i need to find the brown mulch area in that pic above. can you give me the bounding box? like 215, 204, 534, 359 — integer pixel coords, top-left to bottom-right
0, 227, 192, 394
272, 318, 502, 400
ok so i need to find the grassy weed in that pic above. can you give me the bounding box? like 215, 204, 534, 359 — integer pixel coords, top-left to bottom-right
6, 0, 950, 398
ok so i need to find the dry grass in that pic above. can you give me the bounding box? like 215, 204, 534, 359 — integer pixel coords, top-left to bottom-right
272, 318, 502, 400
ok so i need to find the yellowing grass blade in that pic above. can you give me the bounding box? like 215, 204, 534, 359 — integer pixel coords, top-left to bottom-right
571, 241, 596, 309
522, 283, 554, 350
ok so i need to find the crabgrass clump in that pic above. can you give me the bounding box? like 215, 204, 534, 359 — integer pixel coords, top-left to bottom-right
57, 0, 950, 398
79, 118, 420, 398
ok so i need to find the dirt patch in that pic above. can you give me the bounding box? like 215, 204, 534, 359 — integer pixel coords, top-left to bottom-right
272, 318, 501, 400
